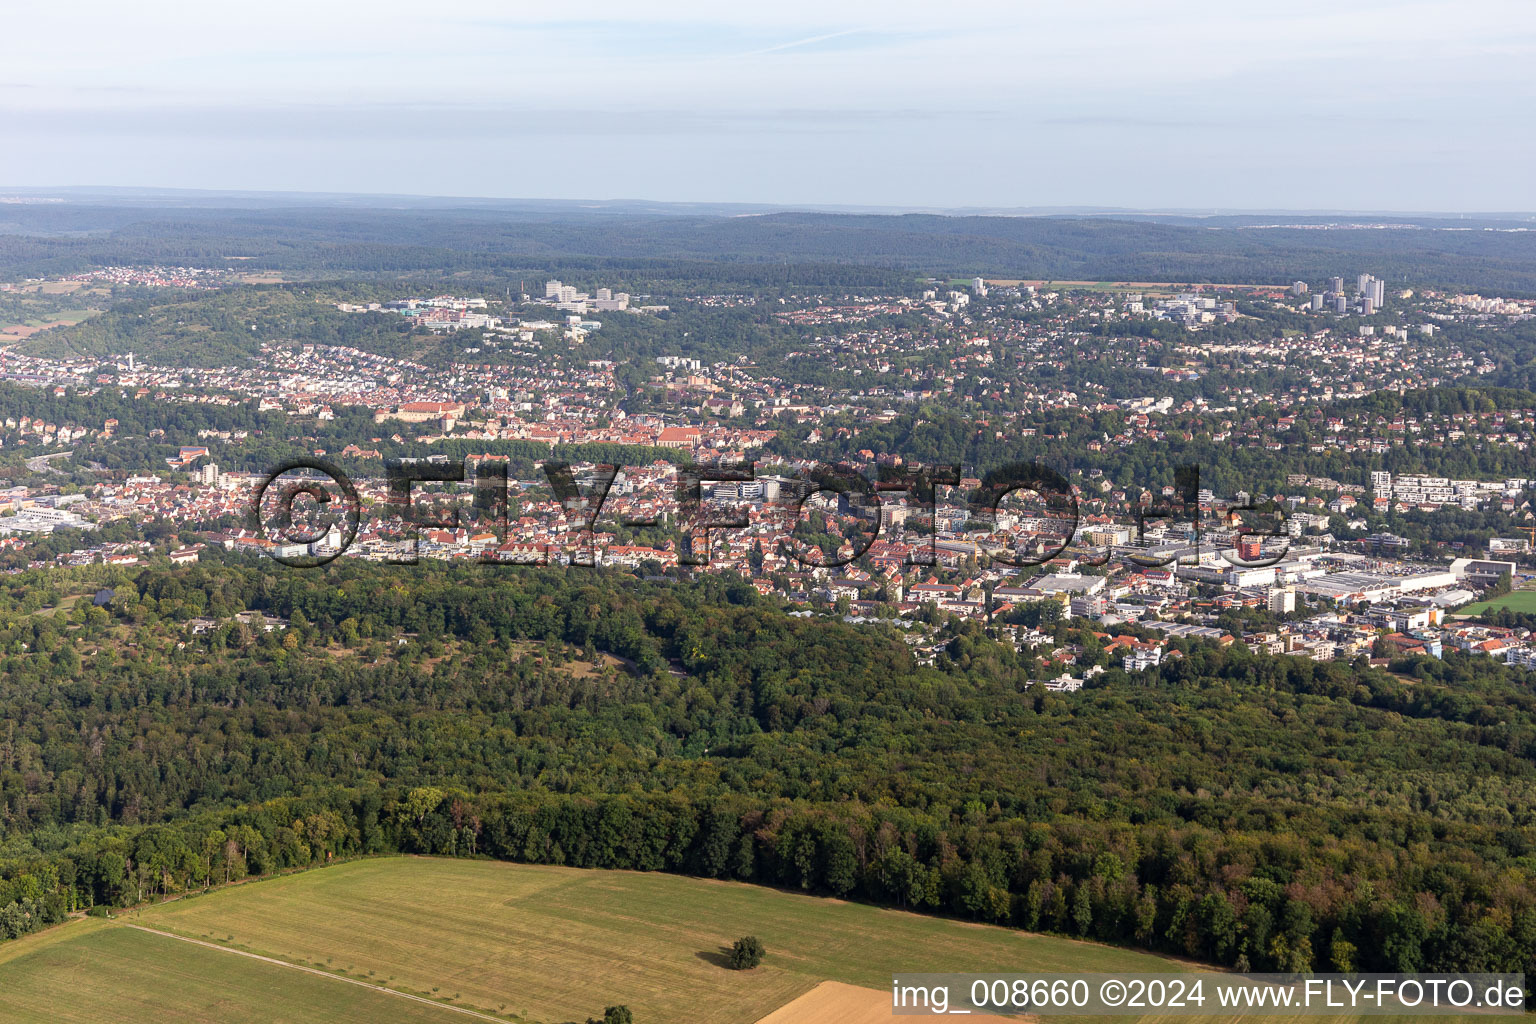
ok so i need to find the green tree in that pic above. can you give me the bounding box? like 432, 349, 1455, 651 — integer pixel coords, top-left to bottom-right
729, 935, 765, 970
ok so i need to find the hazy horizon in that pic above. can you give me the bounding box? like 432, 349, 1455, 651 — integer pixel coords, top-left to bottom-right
4, 1, 1535, 211
3, 184, 1534, 221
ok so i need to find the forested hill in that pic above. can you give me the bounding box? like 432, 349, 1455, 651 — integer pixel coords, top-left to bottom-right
1, 559, 1534, 977
4, 202, 1536, 292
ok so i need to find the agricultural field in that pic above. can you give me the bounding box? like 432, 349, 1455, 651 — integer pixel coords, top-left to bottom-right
0, 918, 457, 1024
0, 277, 105, 340
0, 858, 1479, 1024
0, 308, 101, 340
139, 856, 1169, 1022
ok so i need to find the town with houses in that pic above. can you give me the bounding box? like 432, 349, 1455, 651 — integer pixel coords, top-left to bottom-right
3, 269, 1536, 689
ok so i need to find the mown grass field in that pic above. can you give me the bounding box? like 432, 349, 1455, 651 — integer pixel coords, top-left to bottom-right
1457, 589, 1536, 615
136, 857, 1190, 1022
0, 917, 455, 1023
0, 858, 1478, 1024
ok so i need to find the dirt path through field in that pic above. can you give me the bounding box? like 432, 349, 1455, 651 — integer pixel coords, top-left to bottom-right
122, 924, 503, 1022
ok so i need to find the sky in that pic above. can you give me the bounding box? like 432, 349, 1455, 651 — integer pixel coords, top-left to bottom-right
2, 0, 1534, 211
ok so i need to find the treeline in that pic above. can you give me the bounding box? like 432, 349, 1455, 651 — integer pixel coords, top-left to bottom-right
9, 777, 1534, 976
0, 864, 68, 943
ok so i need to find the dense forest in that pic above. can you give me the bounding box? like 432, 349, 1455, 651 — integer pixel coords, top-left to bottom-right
1, 559, 1534, 977
5, 202, 1536, 293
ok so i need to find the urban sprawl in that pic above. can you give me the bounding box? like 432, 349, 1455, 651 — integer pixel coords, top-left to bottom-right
4, 270, 1536, 689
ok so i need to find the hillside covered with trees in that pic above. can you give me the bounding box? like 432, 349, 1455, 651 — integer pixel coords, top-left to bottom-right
1, 560, 1534, 977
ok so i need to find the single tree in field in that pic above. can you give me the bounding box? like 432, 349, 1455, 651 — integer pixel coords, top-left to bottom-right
729, 935, 765, 970
587, 1007, 632, 1024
